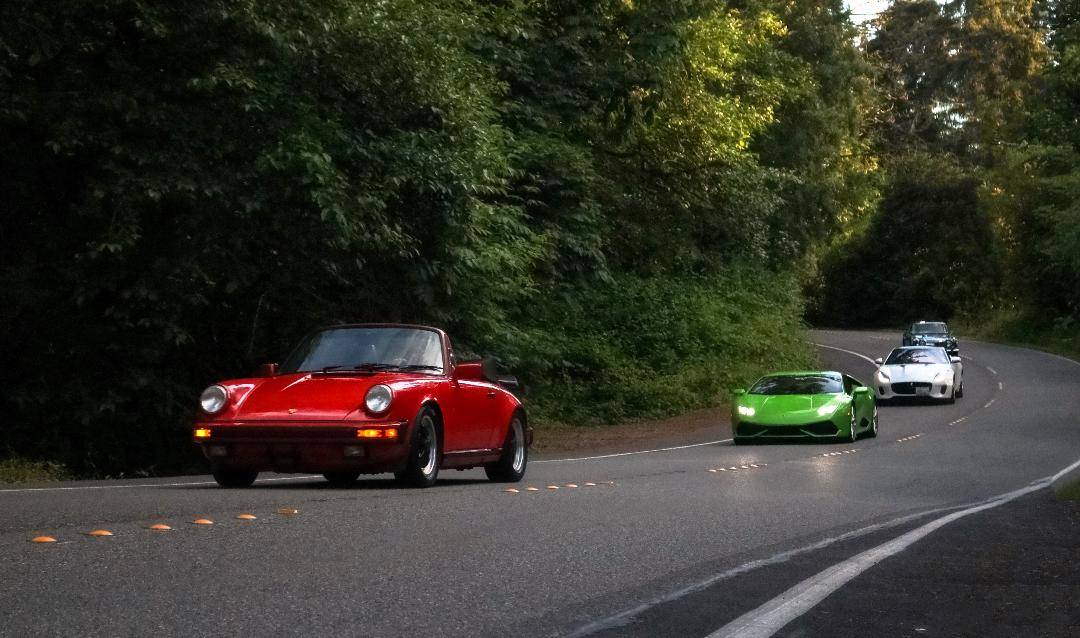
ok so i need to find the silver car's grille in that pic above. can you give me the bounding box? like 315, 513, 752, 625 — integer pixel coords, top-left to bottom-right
891, 382, 931, 395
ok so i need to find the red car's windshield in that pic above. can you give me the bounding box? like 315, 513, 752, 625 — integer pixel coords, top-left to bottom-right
280, 327, 445, 374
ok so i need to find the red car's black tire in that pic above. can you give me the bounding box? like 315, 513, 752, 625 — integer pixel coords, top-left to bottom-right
212, 468, 258, 488
395, 406, 441, 488
323, 471, 360, 486
485, 413, 528, 482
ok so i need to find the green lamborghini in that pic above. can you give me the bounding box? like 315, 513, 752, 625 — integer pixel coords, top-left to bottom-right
731, 371, 877, 444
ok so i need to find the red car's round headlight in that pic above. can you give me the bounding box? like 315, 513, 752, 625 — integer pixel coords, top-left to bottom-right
200, 385, 229, 414
364, 384, 393, 414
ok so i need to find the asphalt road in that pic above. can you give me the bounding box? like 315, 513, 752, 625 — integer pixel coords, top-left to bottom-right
2, 330, 1078, 637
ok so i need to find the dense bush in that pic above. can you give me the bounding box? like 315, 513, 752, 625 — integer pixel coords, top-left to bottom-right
503, 269, 813, 424
807, 155, 1001, 326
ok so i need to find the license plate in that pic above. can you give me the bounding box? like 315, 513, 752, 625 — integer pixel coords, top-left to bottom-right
915, 387, 930, 396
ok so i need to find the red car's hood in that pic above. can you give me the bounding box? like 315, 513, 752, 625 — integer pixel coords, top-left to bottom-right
229, 373, 390, 421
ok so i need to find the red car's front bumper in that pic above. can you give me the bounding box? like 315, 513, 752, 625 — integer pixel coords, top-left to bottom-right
193, 421, 411, 474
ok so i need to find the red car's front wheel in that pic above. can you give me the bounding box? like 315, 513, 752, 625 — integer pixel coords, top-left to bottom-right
395, 407, 441, 488
212, 468, 258, 488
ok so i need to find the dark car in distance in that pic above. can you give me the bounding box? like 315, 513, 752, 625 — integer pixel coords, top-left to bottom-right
902, 321, 959, 355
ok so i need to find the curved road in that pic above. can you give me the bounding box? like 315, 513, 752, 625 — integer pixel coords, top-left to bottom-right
2, 330, 1078, 636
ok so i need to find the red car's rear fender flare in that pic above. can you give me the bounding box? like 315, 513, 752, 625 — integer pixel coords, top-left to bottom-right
494, 405, 528, 447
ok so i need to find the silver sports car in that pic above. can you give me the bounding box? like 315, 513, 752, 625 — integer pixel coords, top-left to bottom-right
874, 346, 963, 403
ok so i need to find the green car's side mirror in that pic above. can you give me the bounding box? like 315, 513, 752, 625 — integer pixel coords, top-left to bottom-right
732, 388, 746, 396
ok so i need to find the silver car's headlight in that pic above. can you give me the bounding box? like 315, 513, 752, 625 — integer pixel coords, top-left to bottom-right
365, 384, 393, 414
877, 369, 891, 382
933, 371, 951, 384
200, 385, 229, 414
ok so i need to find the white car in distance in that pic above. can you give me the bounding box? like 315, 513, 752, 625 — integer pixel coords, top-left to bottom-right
874, 346, 963, 403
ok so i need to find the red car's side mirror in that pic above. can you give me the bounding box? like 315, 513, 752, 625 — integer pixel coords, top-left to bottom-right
453, 361, 484, 382
256, 362, 279, 377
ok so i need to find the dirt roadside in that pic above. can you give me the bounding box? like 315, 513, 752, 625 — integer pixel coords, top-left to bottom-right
531, 406, 731, 458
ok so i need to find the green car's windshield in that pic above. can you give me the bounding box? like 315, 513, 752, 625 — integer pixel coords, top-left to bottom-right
749, 375, 843, 395
911, 322, 947, 335
281, 327, 445, 374
886, 347, 949, 365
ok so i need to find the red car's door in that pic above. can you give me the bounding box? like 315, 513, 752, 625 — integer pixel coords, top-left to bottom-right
443, 376, 497, 452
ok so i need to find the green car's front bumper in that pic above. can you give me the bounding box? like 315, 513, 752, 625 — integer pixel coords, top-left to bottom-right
732, 410, 852, 442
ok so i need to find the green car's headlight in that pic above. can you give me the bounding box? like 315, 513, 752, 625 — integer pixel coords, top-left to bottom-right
737, 405, 755, 417
817, 404, 837, 417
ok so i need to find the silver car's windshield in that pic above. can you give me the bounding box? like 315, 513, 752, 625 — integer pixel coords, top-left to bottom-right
886, 348, 949, 365
281, 327, 445, 374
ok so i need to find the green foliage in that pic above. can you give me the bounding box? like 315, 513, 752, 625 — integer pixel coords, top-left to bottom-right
867, 0, 967, 154
507, 269, 815, 425
808, 154, 1001, 325
0, 459, 70, 484
814, 0, 1080, 337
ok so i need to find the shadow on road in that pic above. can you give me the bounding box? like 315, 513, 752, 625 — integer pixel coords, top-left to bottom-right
169, 477, 493, 491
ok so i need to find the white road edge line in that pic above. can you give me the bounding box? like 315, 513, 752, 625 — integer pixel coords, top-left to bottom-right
535, 439, 732, 464
0, 475, 322, 494
2, 439, 737, 491
545, 340, 888, 465
705, 465, 1078, 638
810, 343, 877, 365
564, 505, 956, 638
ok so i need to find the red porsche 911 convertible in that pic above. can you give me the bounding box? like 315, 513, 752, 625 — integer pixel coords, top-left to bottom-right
193, 324, 530, 488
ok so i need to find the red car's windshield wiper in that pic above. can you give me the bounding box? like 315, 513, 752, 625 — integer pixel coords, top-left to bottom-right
316, 363, 397, 374
315, 363, 442, 374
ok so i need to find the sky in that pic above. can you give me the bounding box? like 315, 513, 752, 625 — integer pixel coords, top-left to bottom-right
846, 0, 890, 24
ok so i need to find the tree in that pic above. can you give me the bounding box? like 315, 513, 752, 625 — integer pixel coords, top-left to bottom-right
868, 0, 966, 154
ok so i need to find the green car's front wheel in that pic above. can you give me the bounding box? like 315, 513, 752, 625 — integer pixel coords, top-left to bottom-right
846, 408, 858, 443
866, 405, 879, 438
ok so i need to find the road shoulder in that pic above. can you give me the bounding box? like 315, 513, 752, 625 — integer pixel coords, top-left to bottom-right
780, 489, 1080, 637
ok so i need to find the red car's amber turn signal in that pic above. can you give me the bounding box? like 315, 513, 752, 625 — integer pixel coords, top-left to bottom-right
356, 427, 398, 440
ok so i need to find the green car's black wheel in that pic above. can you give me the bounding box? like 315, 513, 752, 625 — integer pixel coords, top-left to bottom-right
847, 408, 858, 442
866, 405, 879, 438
